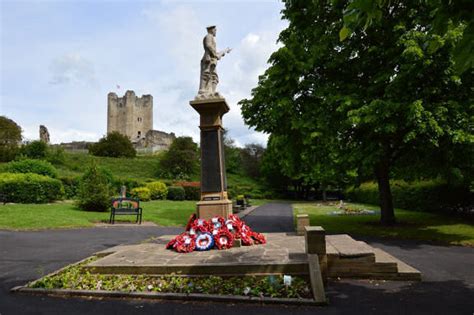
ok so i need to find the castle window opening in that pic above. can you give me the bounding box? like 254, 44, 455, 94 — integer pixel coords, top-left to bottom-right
138, 117, 142, 122
138, 131, 141, 138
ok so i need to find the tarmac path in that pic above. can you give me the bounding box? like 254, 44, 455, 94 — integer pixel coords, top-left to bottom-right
1, 203, 473, 314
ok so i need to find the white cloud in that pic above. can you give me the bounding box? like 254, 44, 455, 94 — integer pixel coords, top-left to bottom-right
2, 1, 286, 148
49, 53, 97, 86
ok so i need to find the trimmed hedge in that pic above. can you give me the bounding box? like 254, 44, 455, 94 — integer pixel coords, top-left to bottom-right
0, 172, 64, 203
145, 181, 168, 200
5, 159, 58, 178
131, 187, 151, 201
346, 180, 471, 212
167, 186, 186, 201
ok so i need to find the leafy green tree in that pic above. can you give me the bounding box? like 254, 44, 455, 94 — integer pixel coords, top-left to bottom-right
338, 0, 473, 73
89, 132, 136, 158
76, 162, 111, 212
0, 116, 22, 162
223, 129, 243, 174
240, 143, 265, 179
20, 140, 48, 159
240, 0, 472, 225
158, 137, 199, 180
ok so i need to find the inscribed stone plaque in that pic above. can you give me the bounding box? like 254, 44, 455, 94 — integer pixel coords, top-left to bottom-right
201, 130, 221, 192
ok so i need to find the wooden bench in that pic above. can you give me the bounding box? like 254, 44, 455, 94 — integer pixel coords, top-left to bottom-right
109, 197, 142, 224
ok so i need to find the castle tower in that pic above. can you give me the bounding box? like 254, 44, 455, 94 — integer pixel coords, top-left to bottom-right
107, 90, 153, 141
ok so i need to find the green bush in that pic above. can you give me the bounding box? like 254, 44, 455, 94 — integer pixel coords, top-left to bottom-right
5, 159, 58, 178
346, 180, 471, 212
145, 181, 168, 200
76, 163, 111, 212
114, 177, 146, 195
182, 186, 200, 200
88, 132, 136, 158
59, 176, 81, 199
157, 137, 199, 180
131, 187, 151, 201
20, 140, 48, 159
167, 186, 186, 201
0, 172, 64, 203
46, 146, 66, 165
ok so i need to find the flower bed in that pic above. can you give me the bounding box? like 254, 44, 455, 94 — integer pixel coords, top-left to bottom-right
27, 257, 312, 299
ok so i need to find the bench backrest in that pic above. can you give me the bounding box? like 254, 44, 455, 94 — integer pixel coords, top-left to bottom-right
111, 197, 140, 210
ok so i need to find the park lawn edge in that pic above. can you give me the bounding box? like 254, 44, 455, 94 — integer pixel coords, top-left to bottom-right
293, 201, 474, 247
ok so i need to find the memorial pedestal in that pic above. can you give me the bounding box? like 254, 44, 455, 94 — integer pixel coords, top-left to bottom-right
190, 98, 232, 220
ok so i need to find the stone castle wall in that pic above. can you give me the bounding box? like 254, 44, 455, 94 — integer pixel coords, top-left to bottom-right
107, 90, 153, 141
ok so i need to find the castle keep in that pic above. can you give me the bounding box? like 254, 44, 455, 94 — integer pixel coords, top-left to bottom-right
106, 90, 175, 153
107, 90, 153, 141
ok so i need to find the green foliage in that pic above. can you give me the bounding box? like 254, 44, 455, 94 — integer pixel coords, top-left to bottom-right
20, 140, 48, 159
158, 137, 199, 180
240, 0, 472, 224
59, 176, 81, 199
30, 258, 312, 299
346, 180, 471, 213
222, 129, 243, 174
130, 187, 151, 201
76, 163, 111, 212
240, 143, 265, 179
0, 172, 64, 203
145, 181, 168, 200
60, 152, 158, 180
5, 159, 58, 178
88, 132, 136, 158
338, 0, 473, 73
167, 186, 186, 201
114, 177, 147, 194
0, 116, 22, 162
182, 186, 200, 200
46, 146, 66, 165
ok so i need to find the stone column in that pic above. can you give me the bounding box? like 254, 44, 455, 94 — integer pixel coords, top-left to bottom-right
189, 98, 232, 220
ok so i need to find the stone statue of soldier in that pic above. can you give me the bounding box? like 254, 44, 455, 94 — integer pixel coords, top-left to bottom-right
197, 25, 231, 99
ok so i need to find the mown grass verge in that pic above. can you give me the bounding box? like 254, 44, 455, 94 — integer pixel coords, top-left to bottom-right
294, 202, 474, 246
0, 199, 269, 230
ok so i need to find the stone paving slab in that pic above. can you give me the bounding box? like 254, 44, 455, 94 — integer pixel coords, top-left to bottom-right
85, 233, 421, 280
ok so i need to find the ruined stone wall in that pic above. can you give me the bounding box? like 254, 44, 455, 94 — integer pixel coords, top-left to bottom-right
107, 90, 153, 141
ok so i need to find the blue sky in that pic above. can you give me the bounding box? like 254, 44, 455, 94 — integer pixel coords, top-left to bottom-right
0, 0, 286, 146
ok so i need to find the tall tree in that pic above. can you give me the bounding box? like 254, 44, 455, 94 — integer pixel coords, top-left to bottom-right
240, 0, 472, 225
0, 116, 22, 162
240, 143, 265, 178
158, 136, 199, 180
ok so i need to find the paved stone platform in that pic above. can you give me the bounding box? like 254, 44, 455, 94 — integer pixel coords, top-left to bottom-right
85, 233, 420, 280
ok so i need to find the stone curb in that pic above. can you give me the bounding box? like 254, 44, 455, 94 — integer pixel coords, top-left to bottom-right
10, 286, 327, 306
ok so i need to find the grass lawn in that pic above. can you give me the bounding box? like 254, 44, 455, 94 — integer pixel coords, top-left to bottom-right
0, 199, 270, 230
0, 200, 197, 230
294, 202, 474, 246
56, 153, 160, 179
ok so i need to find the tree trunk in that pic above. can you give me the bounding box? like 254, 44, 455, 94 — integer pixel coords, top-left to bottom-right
375, 161, 396, 225
322, 188, 327, 202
